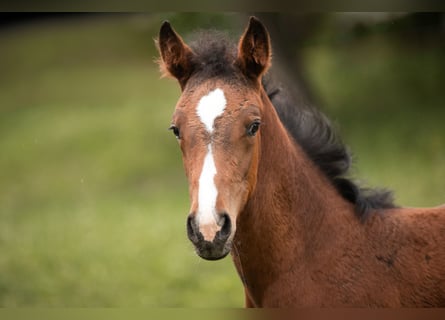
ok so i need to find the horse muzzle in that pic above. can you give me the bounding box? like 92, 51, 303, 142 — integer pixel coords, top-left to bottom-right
186, 212, 233, 260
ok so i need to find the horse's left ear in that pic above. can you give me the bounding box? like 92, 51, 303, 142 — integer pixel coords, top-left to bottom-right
236, 16, 272, 81
157, 21, 195, 89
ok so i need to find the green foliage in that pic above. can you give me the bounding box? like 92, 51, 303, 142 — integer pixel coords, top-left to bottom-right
0, 14, 243, 307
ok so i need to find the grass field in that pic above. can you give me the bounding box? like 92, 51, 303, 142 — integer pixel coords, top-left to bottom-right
0, 13, 444, 307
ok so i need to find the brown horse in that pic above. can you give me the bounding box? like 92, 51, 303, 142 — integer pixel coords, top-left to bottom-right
156, 16, 445, 307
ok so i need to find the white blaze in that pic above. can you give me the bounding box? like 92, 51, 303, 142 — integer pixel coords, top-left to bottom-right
197, 147, 218, 224
196, 88, 226, 133
196, 88, 226, 225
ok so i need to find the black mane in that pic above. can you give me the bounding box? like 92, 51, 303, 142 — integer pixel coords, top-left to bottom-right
262, 75, 396, 219
187, 30, 396, 219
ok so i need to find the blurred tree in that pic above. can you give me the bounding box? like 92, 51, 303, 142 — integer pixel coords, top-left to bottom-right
249, 12, 445, 110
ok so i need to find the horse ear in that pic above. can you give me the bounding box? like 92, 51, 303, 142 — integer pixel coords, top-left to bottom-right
236, 16, 271, 81
157, 21, 194, 89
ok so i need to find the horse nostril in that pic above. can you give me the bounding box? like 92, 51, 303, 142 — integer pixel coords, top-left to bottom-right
218, 213, 232, 241
187, 214, 199, 243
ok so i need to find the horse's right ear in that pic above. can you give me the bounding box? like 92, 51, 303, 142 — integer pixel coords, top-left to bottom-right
156, 21, 194, 89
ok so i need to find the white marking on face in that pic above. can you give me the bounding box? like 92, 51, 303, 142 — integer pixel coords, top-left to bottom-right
197, 146, 218, 225
196, 88, 226, 133
196, 88, 227, 227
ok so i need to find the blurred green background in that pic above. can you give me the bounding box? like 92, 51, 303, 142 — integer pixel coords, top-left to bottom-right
0, 13, 444, 307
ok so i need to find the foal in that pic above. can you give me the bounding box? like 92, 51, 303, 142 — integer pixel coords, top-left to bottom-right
156, 16, 445, 307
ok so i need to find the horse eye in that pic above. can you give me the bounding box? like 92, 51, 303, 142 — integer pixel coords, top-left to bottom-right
247, 120, 261, 137
168, 125, 181, 139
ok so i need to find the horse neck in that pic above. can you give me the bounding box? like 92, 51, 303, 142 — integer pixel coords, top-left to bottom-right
233, 88, 357, 301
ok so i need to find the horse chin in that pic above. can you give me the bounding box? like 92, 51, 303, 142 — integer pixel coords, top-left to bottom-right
194, 240, 233, 261
197, 250, 230, 261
